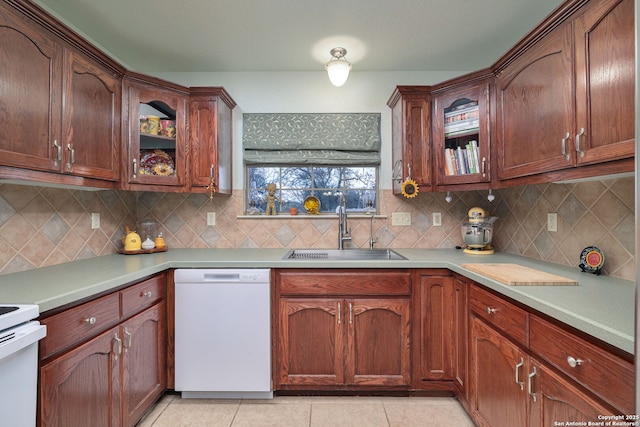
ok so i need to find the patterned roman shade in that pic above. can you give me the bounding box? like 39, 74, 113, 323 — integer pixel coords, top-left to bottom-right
243, 113, 381, 165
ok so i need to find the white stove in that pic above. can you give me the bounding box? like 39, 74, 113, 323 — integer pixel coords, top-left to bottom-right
0, 304, 46, 427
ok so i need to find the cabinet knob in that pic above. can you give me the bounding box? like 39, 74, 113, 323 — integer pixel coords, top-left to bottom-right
85, 316, 97, 325
566, 356, 583, 368
486, 307, 497, 315
141, 291, 153, 298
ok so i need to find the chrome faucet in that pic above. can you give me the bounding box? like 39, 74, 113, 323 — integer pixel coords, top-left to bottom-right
338, 193, 351, 249
368, 214, 377, 249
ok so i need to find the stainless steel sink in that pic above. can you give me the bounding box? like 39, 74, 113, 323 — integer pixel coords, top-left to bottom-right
283, 249, 407, 261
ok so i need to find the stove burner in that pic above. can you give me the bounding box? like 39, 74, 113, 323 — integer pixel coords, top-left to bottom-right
0, 306, 19, 316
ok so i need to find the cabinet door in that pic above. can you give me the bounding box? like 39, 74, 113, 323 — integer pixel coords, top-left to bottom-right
0, 4, 63, 172
389, 87, 431, 194
417, 275, 454, 381
528, 361, 615, 427
470, 317, 527, 427
496, 21, 574, 180
189, 90, 234, 195
346, 298, 411, 387
121, 302, 166, 427
62, 49, 120, 180
277, 298, 344, 387
434, 81, 491, 187
125, 83, 187, 188
40, 326, 120, 427
452, 276, 468, 399
573, 0, 635, 165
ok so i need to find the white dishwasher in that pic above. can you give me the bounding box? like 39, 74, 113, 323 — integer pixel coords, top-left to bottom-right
174, 269, 272, 399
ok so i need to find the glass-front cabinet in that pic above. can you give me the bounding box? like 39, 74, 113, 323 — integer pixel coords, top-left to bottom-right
433, 79, 492, 189
123, 77, 187, 190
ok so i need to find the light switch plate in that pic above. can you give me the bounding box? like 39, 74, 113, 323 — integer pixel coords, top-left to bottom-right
433, 212, 442, 226
207, 212, 216, 226
91, 213, 100, 229
392, 212, 411, 226
547, 213, 557, 232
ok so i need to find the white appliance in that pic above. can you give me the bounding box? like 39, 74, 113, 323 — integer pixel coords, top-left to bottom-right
174, 269, 272, 399
0, 304, 46, 427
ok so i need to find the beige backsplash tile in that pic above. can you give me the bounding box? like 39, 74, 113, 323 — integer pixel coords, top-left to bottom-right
0, 177, 635, 280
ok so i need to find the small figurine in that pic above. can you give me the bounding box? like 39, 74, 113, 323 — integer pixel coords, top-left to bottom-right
265, 183, 280, 215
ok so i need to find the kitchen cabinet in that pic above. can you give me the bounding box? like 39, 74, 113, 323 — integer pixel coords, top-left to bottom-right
0, 2, 120, 185
433, 78, 493, 189
496, 0, 634, 182
275, 269, 412, 390
122, 74, 188, 191
469, 283, 630, 427
39, 273, 166, 427
387, 86, 432, 194
188, 88, 236, 195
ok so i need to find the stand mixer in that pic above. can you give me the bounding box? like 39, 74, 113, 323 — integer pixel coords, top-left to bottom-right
462, 207, 498, 255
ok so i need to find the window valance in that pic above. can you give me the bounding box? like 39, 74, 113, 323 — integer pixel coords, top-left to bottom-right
243, 113, 381, 165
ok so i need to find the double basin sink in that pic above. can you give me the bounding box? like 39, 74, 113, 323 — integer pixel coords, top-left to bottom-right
283, 248, 407, 261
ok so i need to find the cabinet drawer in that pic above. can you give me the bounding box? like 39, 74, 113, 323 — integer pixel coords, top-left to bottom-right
469, 285, 528, 345
278, 269, 411, 295
529, 315, 634, 414
120, 274, 165, 318
40, 292, 120, 360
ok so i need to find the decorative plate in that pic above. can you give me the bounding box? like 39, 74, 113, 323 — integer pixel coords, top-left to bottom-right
140, 150, 175, 176
303, 196, 320, 214
579, 246, 604, 274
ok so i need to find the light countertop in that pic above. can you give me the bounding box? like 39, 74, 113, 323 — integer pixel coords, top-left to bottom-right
0, 248, 634, 354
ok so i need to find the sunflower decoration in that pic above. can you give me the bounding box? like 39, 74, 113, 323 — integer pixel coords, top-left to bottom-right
401, 179, 419, 198
152, 163, 174, 176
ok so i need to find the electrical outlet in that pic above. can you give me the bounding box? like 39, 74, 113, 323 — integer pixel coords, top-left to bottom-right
91, 213, 100, 229
207, 212, 216, 226
547, 213, 558, 232
433, 212, 442, 226
391, 212, 411, 226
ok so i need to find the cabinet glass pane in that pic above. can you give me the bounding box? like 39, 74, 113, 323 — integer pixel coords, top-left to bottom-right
138, 102, 177, 178
443, 98, 480, 176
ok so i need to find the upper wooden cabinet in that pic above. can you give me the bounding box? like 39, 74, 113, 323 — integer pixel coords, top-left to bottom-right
496, 0, 634, 181
122, 74, 188, 191
188, 88, 236, 195
433, 78, 493, 190
0, 2, 121, 185
387, 86, 432, 194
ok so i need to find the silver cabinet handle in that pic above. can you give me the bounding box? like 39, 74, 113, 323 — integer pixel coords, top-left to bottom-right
84, 316, 97, 325
123, 327, 132, 352
515, 358, 524, 390
567, 356, 583, 368
113, 332, 122, 360
481, 157, 486, 177
66, 143, 75, 170
141, 291, 152, 298
575, 127, 585, 158
53, 140, 62, 166
349, 303, 353, 324
133, 159, 138, 178
561, 132, 570, 160
337, 302, 341, 324
486, 307, 496, 315
528, 367, 537, 402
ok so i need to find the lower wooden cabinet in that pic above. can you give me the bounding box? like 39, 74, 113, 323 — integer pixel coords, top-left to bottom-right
274, 269, 412, 390
39, 274, 167, 427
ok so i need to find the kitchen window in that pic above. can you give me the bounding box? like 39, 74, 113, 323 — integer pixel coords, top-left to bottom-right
243, 113, 381, 215
246, 165, 377, 214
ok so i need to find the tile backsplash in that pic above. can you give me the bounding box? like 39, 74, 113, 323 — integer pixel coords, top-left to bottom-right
0, 177, 634, 280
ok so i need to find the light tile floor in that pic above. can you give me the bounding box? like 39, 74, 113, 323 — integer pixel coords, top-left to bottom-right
137, 394, 476, 427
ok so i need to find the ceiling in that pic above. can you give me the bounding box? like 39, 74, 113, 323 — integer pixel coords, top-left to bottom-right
33, 0, 565, 74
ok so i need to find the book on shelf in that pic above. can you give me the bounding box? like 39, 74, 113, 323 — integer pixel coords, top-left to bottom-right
443, 140, 480, 176
445, 119, 480, 136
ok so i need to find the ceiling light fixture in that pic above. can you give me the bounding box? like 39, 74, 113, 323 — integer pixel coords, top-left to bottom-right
325, 47, 351, 87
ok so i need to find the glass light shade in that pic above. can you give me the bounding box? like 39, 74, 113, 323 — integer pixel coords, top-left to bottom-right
326, 59, 351, 87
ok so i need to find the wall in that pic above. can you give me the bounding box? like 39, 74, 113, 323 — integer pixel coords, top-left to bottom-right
0, 176, 634, 280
